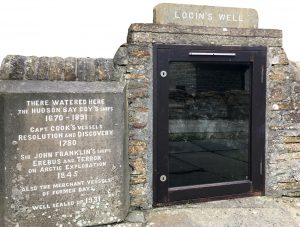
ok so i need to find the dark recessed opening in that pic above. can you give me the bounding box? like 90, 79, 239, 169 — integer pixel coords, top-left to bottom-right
169, 62, 251, 188
154, 45, 266, 205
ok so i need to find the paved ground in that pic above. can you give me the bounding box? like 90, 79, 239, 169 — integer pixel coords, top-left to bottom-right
110, 196, 300, 227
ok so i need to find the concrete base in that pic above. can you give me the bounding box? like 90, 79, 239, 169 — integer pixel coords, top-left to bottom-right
113, 197, 300, 227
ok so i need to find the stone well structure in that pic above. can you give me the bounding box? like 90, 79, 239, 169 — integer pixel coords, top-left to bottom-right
114, 24, 300, 208
1, 4, 299, 219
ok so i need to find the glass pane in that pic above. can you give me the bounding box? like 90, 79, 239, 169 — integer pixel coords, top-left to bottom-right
168, 62, 250, 188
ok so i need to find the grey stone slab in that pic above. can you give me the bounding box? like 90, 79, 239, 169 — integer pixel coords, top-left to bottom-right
128, 31, 282, 47
128, 23, 282, 38
154, 3, 258, 28
0, 81, 129, 226
125, 211, 145, 223
145, 197, 300, 227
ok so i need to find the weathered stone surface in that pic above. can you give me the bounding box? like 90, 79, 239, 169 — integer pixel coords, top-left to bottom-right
77, 58, 96, 81
114, 45, 129, 66
0, 55, 26, 80
0, 20, 298, 213
284, 137, 300, 143
64, 57, 77, 81
128, 31, 282, 47
144, 197, 300, 227
125, 211, 145, 223
127, 24, 282, 47
128, 140, 147, 156
48, 57, 64, 80
125, 74, 146, 80
265, 59, 300, 198
268, 47, 289, 65
128, 23, 282, 38
154, 3, 259, 28
0, 81, 129, 226
94, 58, 114, 81
127, 45, 151, 65
129, 184, 147, 208
286, 143, 300, 152
0, 56, 114, 82
129, 158, 146, 176
270, 102, 294, 111
36, 57, 50, 80
295, 62, 300, 81
24, 56, 39, 80
111, 223, 143, 227
130, 175, 146, 185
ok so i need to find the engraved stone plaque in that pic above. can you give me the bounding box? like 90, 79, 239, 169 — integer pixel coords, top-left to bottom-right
0, 81, 129, 226
154, 3, 259, 28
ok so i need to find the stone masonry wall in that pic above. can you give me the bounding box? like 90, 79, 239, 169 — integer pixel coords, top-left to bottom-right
114, 43, 153, 209
266, 53, 300, 197
1, 23, 299, 211
122, 23, 300, 209
0, 55, 114, 81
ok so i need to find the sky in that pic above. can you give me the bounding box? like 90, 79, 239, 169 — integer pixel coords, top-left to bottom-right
0, 0, 299, 62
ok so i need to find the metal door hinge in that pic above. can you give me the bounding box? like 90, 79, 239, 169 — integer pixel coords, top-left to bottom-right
260, 161, 263, 175
261, 67, 265, 84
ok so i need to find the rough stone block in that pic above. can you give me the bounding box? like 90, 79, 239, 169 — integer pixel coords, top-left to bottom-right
128, 140, 147, 156
125, 210, 146, 223
130, 175, 146, 185
270, 102, 294, 111
268, 47, 289, 65
278, 182, 300, 190
0, 55, 26, 80
64, 57, 77, 81
0, 81, 129, 226
24, 56, 39, 80
36, 57, 50, 80
294, 85, 300, 93
154, 3, 259, 28
94, 58, 113, 81
129, 185, 147, 208
114, 45, 129, 66
77, 58, 96, 82
284, 137, 300, 143
128, 45, 151, 65
126, 65, 147, 75
48, 57, 64, 81
283, 113, 300, 123
129, 158, 146, 176
286, 144, 300, 153
125, 74, 146, 80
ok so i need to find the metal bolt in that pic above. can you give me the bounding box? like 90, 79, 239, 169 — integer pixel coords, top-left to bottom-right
160, 175, 167, 182
160, 71, 167, 78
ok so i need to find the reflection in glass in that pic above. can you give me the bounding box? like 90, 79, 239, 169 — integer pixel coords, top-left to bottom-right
168, 62, 250, 187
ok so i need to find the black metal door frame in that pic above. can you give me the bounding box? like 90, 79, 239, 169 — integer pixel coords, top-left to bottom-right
153, 45, 266, 205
